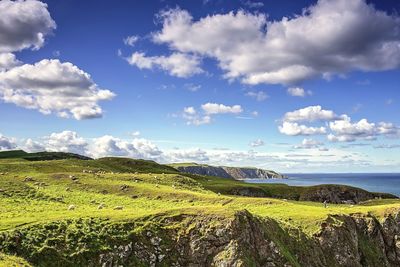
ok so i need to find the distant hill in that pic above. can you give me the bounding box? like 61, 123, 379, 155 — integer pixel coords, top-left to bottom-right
0, 150, 92, 161
170, 163, 284, 179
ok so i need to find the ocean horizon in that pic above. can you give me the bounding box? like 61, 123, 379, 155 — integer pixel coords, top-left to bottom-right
245, 173, 400, 197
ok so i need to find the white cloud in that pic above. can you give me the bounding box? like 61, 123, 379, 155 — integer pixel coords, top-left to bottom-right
294, 138, 323, 149
201, 103, 243, 115
182, 106, 211, 125
249, 139, 264, 147
0, 0, 115, 120
2, 131, 400, 172
0, 59, 115, 119
45, 131, 88, 155
279, 122, 326, 136
183, 106, 196, 115
23, 138, 45, 152
131, 131, 141, 137
0, 0, 56, 53
0, 53, 21, 71
151, 1, 400, 85
287, 87, 312, 97
123, 35, 139, 46
181, 103, 242, 125
245, 90, 268, 101
328, 116, 400, 142
283, 105, 339, 122
279, 106, 400, 141
90, 135, 162, 159
377, 122, 400, 136
126, 52, 203, 78
328, 116, 376, 141
0, 133, 17, 151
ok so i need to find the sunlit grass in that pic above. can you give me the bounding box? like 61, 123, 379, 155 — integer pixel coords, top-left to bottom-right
0, 157, 399, 237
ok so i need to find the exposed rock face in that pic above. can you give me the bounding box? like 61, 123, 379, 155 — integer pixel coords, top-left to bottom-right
299, 185, 397, 204
176, 165, 284, 179
2, 210, 400, 266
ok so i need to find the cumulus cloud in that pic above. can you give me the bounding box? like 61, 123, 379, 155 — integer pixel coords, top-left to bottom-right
279, 106, 400, 141
183, 106, 211, 126
249, 139, 264, 147
245, 90, 268, 101
150, 0, 400, 85
0, 59, 115, 119
90, 135, 162, 159
0, 53, 21, 71
2, 130, 399, 172
328, 116, 400, 142
0, 1, 115, 120
181, 103, 242, 125
0, 0, 56, 53
283, 105, 339, 122
126, 52, 203, 78
279, 121, 326, 136
46, 131, 88, 155
23, 138, 45, 152
287, 87, 312, 97
0, 133, 17, 151
201, 103, 243, 115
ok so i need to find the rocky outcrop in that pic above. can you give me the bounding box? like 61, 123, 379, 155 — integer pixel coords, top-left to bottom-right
2, 210, 400, 266
299, 185, 397, 204
98, 210, 400, 267
176, 164, 284, 179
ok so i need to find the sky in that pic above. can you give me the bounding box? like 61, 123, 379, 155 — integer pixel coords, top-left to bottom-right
0, 0, 400, 173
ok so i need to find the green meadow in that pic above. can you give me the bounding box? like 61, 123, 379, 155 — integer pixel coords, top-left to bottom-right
0, 155, 399, 266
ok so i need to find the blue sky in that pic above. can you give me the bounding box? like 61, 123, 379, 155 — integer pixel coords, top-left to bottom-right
0, 0, 399, 172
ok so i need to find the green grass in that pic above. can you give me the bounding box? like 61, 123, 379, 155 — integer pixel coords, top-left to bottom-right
0, 150, 91, 161
0, 253, 32, 267
0, 157, 398, 233
0, 156, 399, 265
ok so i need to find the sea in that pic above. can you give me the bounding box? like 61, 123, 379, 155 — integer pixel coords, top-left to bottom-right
244, 173, 400, 197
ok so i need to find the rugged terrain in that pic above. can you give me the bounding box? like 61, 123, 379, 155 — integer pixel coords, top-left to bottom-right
0, 151, 399, 266
171, 163, 284, 179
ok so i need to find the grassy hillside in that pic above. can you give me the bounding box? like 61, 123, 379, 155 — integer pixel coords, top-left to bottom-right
0, 156, 399, 266
0, 150, 91, 161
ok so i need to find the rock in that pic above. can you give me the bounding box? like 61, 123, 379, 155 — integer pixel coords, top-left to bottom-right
119, 184, 129, 191
176, 165, 284, 179
23, 176, 35, 182
68, 205, 76, 210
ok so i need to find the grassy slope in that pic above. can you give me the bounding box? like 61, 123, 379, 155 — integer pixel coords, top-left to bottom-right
0, 157, 399, 264
0, 253, 31, 267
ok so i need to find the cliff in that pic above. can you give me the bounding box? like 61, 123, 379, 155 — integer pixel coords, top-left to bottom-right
1, 209, 399, 266
174, 164, 284, 179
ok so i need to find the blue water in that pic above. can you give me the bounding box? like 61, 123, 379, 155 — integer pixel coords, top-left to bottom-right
244, 173, 400, 197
